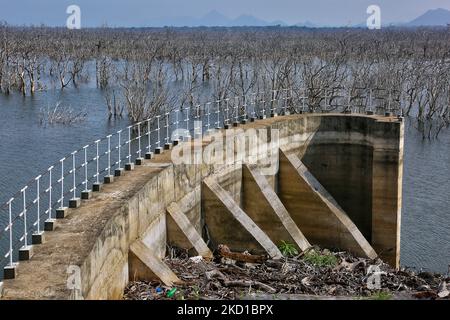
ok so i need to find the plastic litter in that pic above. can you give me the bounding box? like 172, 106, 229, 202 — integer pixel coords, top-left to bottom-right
189, 256, 203, 263
167, 288, 177, 298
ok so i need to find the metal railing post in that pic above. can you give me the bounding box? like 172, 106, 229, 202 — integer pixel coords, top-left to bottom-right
250, 93, 256, 122
205, 102, 212, 133
270, 90, 277, 117
92, 140, 103, 190
171, 110, 180, 145
44, 166, 55, 231
155, 115, 163, 154
104, 135, 115, 182
7, 198, 14, 267
69, 151, 81, 208
3, 198, 17, 280
164, 112, 172, 149
125, 126, 134, 171
215, 100, 221, 130
184, 106, 191, 141
322, 88, 329, 113
224, 98, 230, 128
145, 119, 153, 160
260, 92, 266, 119
55, 158, 68, 218
233, 96, 239, 126
4, 198, 17, 278
115, 130, 125, 175
241, 95, 248, 124
301, 87, 307, 113
345, 88, 352, 114
36, 177, 40, 234
386, 90, 393, 116
283, 88, 289, 115
135, 123, 144, 165
32, 176, 44, 244
366, 89, 374, 115
194, 106, 201, 139
19, 187, 30, 256
145, 119, 154, 159
81, 145, 92, 199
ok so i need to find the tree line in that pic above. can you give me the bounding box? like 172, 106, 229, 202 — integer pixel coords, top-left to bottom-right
1, 24, 450, 137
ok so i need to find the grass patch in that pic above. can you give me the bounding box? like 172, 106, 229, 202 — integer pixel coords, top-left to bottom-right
278, 241, 299, 257
367, 291, 392, 300
302, 250, 338, 267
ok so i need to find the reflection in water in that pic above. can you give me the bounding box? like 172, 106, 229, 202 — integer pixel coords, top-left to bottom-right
0, 88, 449, 273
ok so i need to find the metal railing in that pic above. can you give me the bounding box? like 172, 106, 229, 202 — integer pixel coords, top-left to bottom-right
0, 86, 401, 280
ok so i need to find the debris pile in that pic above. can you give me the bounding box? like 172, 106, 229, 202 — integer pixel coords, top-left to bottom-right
124, 245, 449, 300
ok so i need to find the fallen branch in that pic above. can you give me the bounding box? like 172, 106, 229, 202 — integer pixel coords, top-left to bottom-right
223, 280, 277, 294
217, 244, 268, 264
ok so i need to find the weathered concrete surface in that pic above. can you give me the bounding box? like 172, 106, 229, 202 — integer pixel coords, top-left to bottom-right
166, 186, 203, 254
242, 164, 311, 251
372, 147, 403, 267
301, 144, 373, 241
286, 116, 404, 267
1, 113, 403, 300
129, 240, 181, 286
278, 149, 377, 259
202, 176, 283, 259
167, 202, 213, 259
1, 161, 172, 300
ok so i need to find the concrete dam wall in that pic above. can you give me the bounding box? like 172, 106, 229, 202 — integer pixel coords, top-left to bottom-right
0, 114, 403, 300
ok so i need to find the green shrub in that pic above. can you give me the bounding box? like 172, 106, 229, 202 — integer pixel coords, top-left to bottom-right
302, 251, 338, 267
278, 241, 299, 257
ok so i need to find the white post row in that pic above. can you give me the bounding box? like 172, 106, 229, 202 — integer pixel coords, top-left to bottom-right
2, 86, 391, 280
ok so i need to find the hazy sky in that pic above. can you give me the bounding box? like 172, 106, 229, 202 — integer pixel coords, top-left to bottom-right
1, 0, 449, 27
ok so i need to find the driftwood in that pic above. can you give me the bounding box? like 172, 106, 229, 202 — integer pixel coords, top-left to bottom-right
205, 267, 276, 293
223, 280, 277, 294
124, 246, 449, 301
217, 244, 268, 264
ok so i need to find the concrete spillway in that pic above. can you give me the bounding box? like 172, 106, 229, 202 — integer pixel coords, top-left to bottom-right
0, 114, 403, 300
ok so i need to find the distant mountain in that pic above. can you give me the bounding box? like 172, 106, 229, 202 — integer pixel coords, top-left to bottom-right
152, 8, 450, 29
233, 14, 269, 26
407, 8, 450, 26
151, 10, 294, 27
199, 10, 230, 26
271, 20, 289, 27
295, 21, 317, 28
